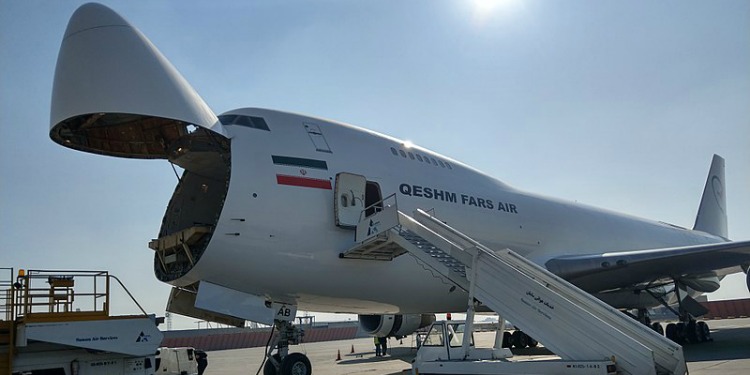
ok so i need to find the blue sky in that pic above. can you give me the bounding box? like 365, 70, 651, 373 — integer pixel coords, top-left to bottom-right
1, 0, 748, 329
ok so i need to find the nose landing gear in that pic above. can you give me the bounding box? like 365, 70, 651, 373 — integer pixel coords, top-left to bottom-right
263, 320, 312, 375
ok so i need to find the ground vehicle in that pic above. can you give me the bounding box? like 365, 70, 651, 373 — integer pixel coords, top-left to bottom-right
1, 268, 162, 375
155, 347, 199, 375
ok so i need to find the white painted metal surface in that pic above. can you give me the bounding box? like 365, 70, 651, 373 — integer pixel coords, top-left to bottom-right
50, 3, 224, 136
13, 350, 155, 375
156, 347, 199, 375
361, 209, 687, 375
414, 321, 617, 375
335, 172, 367, 228
19, 317, 162, 357
411, 209, 686, 375
194, 281, 283, 326
355, 202, 400, 243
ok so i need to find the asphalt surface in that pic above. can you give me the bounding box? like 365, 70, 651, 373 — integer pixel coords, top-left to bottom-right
205, 318, 750, 375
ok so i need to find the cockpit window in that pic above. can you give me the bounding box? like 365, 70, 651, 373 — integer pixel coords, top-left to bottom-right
218, 115, 270, 131
218, 115, 237, 125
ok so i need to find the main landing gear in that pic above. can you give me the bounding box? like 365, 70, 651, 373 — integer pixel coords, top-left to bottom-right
263, 320, 312, 375
640, 282, 713, 345
633, 309, 665, 336
664, 319, 711, 344
501, 330, 538, 349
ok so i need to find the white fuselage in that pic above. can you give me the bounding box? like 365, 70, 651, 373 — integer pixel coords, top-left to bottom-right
169, 108, 721, 314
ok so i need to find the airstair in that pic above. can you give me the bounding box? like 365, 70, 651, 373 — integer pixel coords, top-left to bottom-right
340, 203, 686, 375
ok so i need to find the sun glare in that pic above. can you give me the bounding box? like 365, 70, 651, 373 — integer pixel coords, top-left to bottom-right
474, 0, 516, 13
474, 0, 498, 13
472, 0, 521, 21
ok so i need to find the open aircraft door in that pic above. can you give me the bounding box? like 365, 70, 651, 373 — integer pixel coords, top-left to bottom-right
335, 173, 367, 228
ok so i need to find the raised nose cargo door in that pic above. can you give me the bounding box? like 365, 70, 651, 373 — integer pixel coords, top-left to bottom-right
49, 3, 227, 159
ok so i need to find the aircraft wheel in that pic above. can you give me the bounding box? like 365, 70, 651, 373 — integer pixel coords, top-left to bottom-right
263, 354, 281, 375
665, 323, 678, 342
502, 331, 512, 348
525, 333, 539, 348
675, 322, 686, 344
280, 352, 312, 375
651, 322, 664, 336
697, 321, 711, 342
511, 330, 528, 348
684, 320, 699, 343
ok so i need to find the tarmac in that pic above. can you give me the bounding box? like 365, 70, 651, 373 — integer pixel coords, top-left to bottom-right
205, 318, 750, 375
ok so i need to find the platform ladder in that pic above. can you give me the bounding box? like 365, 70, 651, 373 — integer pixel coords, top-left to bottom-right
340, 205, 687, 375
0, 268, 15, 375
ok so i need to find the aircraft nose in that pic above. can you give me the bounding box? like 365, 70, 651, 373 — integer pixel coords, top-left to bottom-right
64, 3, 130, 38
51, 2, 226, 158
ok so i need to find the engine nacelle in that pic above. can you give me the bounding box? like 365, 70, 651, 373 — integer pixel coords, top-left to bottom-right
746, 270, 749, 293
680, 273, 721, 293
358, 314, 435, 338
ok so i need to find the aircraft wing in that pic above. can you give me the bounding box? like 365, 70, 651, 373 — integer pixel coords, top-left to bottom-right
545, 240, 750, 293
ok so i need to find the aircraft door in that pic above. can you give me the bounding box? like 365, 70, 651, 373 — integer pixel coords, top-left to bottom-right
335, 173, 367, 228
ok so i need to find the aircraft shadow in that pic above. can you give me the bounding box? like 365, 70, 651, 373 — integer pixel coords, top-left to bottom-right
337, 324, 750, 373
510, 346, 555, 356
682, 325, 750, 362
337, 347, 417, 365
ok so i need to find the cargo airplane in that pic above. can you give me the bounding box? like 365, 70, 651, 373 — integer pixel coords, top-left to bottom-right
49, 4, 750, 374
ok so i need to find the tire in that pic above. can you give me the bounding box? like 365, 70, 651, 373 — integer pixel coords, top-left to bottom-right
675, 322, 686, 344
511, 330, 528, 349
263, 354, 281, 375
651, 322, 664, 336
665, 323, 678, 342
525, 333, 539, 348
502, 331, 512, 348
685, 320, 699, 343
280, 352, 312, 375
697, 321, 711, 343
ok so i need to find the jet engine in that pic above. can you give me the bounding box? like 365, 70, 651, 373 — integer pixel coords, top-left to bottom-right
358, 314, 435, 338
679, 273, 721, 293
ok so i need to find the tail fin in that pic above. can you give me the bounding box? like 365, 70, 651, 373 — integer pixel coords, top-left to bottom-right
693, 154, 727, 238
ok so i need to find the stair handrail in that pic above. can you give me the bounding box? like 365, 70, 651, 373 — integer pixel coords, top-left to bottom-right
108, 274, 148, 316
411, 209, 685, 375
357, 193, 398, 223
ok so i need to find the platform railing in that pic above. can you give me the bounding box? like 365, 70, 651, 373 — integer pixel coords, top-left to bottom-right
0, 267, 14, 321
12, 270, 110, 322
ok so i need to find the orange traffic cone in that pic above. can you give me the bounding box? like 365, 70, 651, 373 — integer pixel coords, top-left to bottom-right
350, 345, 355, 354
336, 349, 341, 361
